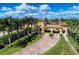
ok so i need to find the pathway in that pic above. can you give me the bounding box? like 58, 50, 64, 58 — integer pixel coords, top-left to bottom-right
14, 33, 59, 55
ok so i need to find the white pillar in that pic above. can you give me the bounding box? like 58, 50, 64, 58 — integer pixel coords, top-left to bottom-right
60, 29, 62, 34
41, 28, 44, 33
51, 29, 53, 34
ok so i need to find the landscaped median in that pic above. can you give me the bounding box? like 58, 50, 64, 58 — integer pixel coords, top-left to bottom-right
0, 33, 43, 55
43, 34, 75, 55
67, 35, 79, 54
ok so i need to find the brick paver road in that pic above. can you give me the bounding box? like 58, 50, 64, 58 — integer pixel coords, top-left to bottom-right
14, 33, 59, 55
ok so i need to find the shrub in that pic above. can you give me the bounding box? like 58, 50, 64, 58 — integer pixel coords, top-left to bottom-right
11, 32, 38, 48
62, 30, 65, 33
68, 29, 79, 45
0, 44, 5, 49
49, 33, 53, 37
0, 29, 28, 45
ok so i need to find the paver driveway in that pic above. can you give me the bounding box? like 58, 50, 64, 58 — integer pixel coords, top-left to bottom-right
14, 33, 59, 55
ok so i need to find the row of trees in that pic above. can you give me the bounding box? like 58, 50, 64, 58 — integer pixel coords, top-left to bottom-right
0, 16, 40, 47
44, 18, 79, 26
1, 17, 79, 48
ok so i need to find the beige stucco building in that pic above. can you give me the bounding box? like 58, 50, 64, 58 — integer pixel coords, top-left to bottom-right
38, 21, 67, 34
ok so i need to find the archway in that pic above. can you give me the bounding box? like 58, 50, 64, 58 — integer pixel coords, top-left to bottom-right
44, 26, 64, 34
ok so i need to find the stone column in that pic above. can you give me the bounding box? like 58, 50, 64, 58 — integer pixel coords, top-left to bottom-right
51, 29, 53, 34
41, 28, 44, 33
60, 29, 62, 34
64, 27, 67, 34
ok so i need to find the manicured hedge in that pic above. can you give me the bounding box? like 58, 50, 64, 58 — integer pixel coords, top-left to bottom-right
0, 33, 42, 55
68, 29, 79, 45
11, 32, 38, 48
0, 29, 28, 45
0, 44, 5, 49
0, 29, 28, 49
0, 27, 40, 49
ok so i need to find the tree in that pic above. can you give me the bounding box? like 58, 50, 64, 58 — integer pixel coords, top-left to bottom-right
4, 16, 14, 47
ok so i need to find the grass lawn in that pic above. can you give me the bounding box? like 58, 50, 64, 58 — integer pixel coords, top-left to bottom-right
67, 35, 79, 53
43, 34, 75, 55
0, 33, 43, 55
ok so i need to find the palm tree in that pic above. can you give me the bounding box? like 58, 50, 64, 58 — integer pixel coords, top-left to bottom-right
13, 18, 21, 39
3, 16, 14, 47
23, 16, 31, 34
0, 19, 6, 36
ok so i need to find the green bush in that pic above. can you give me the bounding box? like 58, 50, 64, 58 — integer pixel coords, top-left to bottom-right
0, 35, 9, 44
49, 33, 53, 37
0, 33, 42, 55
11, 33, 38, 48
0, 29, 29, 45
68, 29, 79, 45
